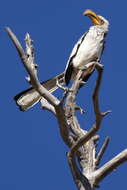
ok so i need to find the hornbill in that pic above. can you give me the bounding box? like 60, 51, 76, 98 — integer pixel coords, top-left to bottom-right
14, 10, 109, 111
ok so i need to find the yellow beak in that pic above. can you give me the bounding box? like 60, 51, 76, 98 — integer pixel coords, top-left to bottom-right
83, 9, 102, 25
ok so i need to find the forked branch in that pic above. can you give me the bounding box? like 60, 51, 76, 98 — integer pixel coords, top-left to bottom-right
7, 27, 127, 190
6, 27, 72, 148
6, 27, 60, 107
69, 64, 111, 157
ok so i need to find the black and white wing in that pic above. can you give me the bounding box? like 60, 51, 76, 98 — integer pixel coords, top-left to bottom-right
64, 32, 88, 85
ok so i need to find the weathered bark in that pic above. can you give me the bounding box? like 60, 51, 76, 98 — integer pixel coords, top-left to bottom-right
6, 27, 127, 190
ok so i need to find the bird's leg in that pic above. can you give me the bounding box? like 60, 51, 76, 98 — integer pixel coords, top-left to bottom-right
81, 61, 96, 70
95, 62, 104, 70
56, 79, 69, 92
79, 62, 96, 85
56, 79, 74, 94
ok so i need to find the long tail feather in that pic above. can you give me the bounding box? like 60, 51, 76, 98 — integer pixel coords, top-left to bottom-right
14, 72, 65, 111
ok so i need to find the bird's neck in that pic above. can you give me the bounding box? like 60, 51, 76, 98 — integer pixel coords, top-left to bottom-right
89, 25, 108, 34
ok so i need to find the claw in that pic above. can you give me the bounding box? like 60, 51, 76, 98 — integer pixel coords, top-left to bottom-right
80, 80, 86, 85
95, 62, 104, 70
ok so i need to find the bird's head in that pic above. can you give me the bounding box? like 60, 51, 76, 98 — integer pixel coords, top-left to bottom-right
83, 10, 109, 28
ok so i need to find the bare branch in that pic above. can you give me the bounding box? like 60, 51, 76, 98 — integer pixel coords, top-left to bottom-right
6, 27, 60, 107
6, 27, 26, 61
96, 136, 110, 166
7, 25, 126, 190
65, 70, 86, 137
69, 66, 110, 156
65, 66, 111, 190
67, 152, 93, 190
94, 149, 127, 185
6, 27, 73, 150
93, 64, 104, 115
25, 33, 37, 79
55, 105, 74, 147
40, 98, 56, 115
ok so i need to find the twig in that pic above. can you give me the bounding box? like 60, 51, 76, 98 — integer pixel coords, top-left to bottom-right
75, 106, 86, 114
40, 98, 56, 115
93, 64, 111, 116
96, 136, 110, 166
25, 33, 37, 81
6, 27, 26, 61
94, 149, 127, 185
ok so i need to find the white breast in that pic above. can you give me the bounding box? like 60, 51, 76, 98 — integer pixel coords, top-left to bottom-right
73, 27, 104, 69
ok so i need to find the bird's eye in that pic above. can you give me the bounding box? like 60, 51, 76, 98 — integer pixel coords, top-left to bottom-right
100, 19, 104, 25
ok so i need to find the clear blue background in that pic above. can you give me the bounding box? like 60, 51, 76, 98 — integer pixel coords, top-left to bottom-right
0, 0, 127, 189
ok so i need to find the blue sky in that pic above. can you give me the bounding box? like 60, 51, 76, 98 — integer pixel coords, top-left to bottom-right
0, 0, 127, 189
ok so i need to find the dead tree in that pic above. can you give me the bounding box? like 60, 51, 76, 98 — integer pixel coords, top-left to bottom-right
6, 27, 127, 190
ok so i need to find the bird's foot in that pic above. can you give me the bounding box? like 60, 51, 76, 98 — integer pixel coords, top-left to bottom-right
56, 79, 74, 96
80, 61, 96, 71
80, 80, 86, 86
95, 62, 104, 71
56, 79, 68, 92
